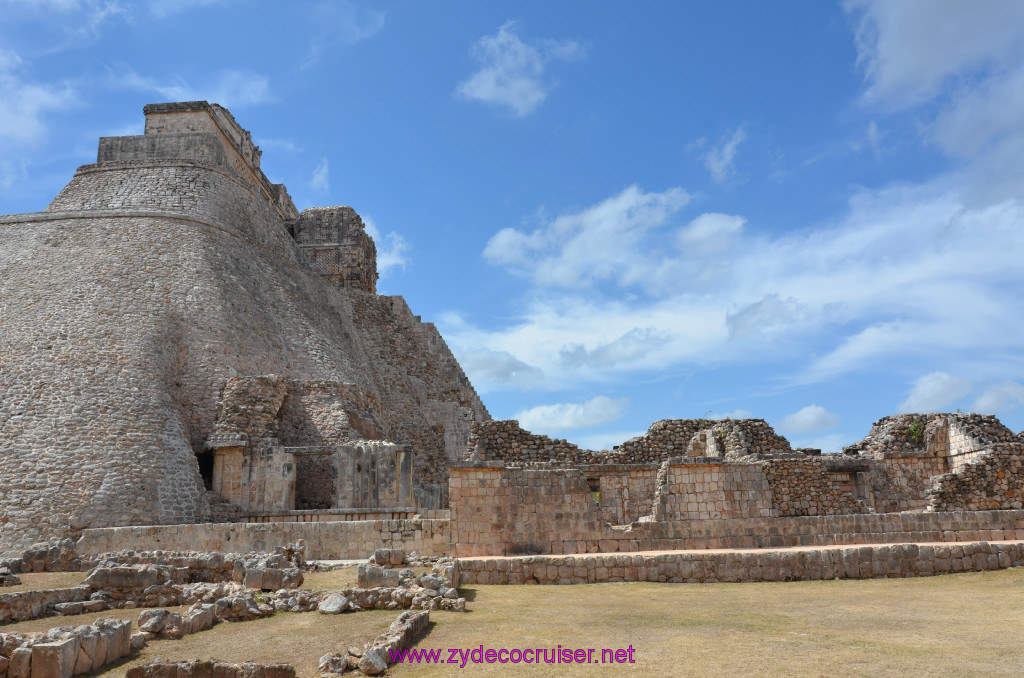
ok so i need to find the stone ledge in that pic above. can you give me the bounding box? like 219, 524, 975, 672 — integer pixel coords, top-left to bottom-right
457, 540, 1024, 585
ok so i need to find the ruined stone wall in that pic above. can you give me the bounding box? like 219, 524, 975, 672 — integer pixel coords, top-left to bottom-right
448, 465, 1024, 556
651, 461, 774, 521
761, 457, 862, 516
594, 467, 659, 525
928, 442, 1024, 511
277, 381, 389, 446
448, 465, 604, 556
76, 518, 450, 560
467, 417, 795, 467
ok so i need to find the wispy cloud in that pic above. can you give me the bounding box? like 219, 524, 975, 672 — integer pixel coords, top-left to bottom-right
302, 1, 385, 66
0, 50, 77, 146
455, 20, 583, 117
362, 215, 409, 279
483, 184, 692, 291
972, 381, 1024, 414
447, 170, 1024, 397
149, 0, 235, 18
704, 126, 747, 182
778, 405, 840, 434
310, 157, 329, 191
111, 67, 272, 109
516, 395, 628, 432
898, 372, 971, 413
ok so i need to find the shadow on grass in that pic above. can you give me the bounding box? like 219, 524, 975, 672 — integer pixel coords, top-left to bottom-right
458, 587, 478, 602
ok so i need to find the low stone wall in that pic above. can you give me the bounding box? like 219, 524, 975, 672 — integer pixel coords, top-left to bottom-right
76, 519, 449, 560
127, 661, 295, 678
0, 618, 132, 678
245, 509, 418, 523
0, 586, 91, 624
457, 540, 1024, 585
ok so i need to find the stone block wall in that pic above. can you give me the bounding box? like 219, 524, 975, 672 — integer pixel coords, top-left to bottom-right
292, 207, 377, 293
76, 519, 450, 561
457, 541, 1024, 585
593, 467, 659, 525
928, 442, 1024, 511
762, 457, 862, 516
0, 617, 133, 678
449, 465, 605, 556
652, 462, 774, 520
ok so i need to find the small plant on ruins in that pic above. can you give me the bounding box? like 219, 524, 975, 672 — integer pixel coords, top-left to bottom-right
906, 421, 924, 443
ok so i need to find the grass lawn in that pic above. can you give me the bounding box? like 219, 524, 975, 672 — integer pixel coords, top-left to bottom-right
394, 567, 1024, 677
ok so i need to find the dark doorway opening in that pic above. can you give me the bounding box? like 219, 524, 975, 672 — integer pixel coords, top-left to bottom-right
196, 451, 214, 491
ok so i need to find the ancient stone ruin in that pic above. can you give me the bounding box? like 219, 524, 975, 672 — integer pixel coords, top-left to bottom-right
1, 101, 1023, 584
0, 101, 488, 551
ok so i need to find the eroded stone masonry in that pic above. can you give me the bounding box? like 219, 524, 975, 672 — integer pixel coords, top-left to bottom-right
451, 413, 1024, 557
0, 101, 488, 550
2, 102, 1024, 585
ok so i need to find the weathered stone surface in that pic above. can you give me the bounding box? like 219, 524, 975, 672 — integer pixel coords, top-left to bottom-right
317, 593, 349, 615
357, 649, 388, 676
0, 101, 489, 550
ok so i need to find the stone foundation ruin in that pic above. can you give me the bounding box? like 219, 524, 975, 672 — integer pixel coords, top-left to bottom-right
2, 100, 1023, 592
450, 413, 1024, 557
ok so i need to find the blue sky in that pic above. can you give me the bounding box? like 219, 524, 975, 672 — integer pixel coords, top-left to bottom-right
2, 1, 1024, 451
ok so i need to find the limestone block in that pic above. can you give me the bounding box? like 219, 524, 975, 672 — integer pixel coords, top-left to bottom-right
31, 638, 78, 678
10, 648, 32, 678
317, 593, 349, 615
358, 649, 388, 676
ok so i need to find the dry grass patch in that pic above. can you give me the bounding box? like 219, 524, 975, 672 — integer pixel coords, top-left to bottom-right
92, 610, 396, 677
394, 567, 1024, 678
1, 571, 87, 593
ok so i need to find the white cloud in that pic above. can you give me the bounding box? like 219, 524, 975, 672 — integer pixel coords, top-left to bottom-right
706, 409, 754, 421
778, 405, 840, 434
516, 395, 628, 432
483, 184, 691, 291
789, 433, 851, 454
455, 20, 582, 116
0, 50, 77, 146
845, 0, 1024, 201
898, 372, 972, 413
972, 381, 1024, 414
301, 1, 385, 66
310, 157, 329, 191
149, 0, 234, 18
454, 348, 544, 392
704, 127, 747, 182
845, 0, 1024, 108
574, 430, 647, 452
113, 67, 272, 109
361, 216, 409, 278
449, 172, 1024, 392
